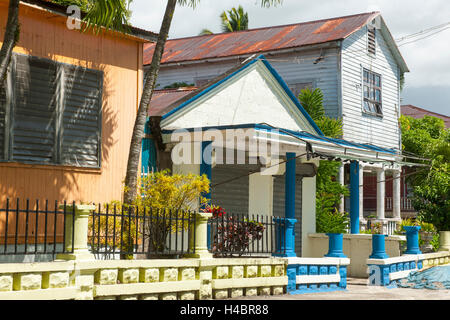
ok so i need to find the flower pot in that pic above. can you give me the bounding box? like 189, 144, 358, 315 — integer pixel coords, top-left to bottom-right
404, 226, 422, 255
370, 234, 389, 259
440, 231, 450, 252
419, 231, 434, 253
325, 233, 347, 258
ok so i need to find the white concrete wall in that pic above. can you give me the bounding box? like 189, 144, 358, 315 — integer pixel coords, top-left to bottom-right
162, 62, 317, 134
249, 173, 273, 217
301, 176, 317, 257
308, 233, 405, 278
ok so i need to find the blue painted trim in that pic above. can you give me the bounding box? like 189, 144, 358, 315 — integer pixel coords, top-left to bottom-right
160, 55, 323, 136
289, 287, 346, 295
272, 218, 297, 258
325, 233, 347, 258
201, 141, 213, 249
141, 120, 157, 173
349, 161, 360, 234
285, 152, 296, 220
287, 262, 345, 294
162, 123, 398, 155
370, 234, 389, 259
404, 226, 422, 255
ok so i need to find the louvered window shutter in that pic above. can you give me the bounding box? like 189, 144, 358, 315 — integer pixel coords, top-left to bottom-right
61, 65, 103, 167
3, 53, 103, 168
12, 55, 58, 164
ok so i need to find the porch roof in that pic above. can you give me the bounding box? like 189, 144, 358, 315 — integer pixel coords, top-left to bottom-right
161, 123, 405, 165
162, 123, 430, 169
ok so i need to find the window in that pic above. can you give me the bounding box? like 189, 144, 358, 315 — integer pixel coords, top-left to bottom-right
368, 28, 376, 55
288, 82, 313, 99
363, 69, 382, 116
0, 53, 103, 168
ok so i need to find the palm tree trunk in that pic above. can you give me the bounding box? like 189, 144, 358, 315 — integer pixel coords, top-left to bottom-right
123, 0, 177, 206
0, 0, 20, 86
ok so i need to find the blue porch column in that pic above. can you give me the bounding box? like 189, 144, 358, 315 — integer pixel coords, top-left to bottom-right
404, 226, 422, 255
274, 152, 297, 257
141, 120, 157, 174
200, 141, 213, 249
349, 161, 360, 234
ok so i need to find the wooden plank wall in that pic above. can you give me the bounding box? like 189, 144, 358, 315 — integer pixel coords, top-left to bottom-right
0, 2, 145, 241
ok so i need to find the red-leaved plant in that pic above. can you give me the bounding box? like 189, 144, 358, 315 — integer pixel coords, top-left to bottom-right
203, 205, 265, 257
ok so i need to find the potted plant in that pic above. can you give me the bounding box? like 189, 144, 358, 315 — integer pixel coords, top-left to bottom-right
316, 207, 349, 258
369, 222, 389, 259
418, 221, 437, 253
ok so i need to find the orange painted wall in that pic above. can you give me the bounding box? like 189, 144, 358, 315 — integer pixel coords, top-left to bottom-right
0, 2, 147, 242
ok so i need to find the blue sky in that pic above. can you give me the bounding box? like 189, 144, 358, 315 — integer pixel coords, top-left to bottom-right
129, 0, 450, 116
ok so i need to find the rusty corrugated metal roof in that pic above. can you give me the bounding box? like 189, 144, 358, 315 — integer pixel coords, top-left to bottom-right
144, 12, 379, 65
401, 105, 450, 128
149, 88, 198, 117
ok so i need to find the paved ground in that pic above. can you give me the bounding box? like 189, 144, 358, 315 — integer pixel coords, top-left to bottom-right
229, 278, 450, 300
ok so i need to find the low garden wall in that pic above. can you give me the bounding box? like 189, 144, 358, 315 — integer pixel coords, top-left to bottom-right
0, 257, 287, 300
286, 257, 350, 294
308, 233, 405, 278
367, 251, 450, 287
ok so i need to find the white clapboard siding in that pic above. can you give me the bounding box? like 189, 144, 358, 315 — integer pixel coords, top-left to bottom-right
154, 47, 341, 120
341, 26, 401, 150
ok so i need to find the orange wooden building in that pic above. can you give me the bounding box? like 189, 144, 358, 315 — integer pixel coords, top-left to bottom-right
0, 0, 156, 206
0, 0, 156, 250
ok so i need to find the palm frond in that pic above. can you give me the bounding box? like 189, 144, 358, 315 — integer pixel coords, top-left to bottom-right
82, 0, 131, 34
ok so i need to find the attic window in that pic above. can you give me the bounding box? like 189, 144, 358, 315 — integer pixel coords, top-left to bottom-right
368, 28, 376, 55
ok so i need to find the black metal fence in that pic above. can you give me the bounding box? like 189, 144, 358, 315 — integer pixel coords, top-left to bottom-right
0, 199, 75, 256
208, 213, 286, 257
89, 204, 196, 259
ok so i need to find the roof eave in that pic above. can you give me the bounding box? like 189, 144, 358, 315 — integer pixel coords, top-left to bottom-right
144, 40, 342, 67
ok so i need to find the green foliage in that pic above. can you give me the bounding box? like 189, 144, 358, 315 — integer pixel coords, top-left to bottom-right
400, 115, 450, 231
316, 204, 349, 234
430, 233, 440, 252
134, 169, 210, 211
51, 0, 134, 33
299, 88, 348, 232
198, 29, 213, 35
90, 170, 210, 258
164, 82, 195, 89
220, 6, 249, 33
299, 88, 325, 121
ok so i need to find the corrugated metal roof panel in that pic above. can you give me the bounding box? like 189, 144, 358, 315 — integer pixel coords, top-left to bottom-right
401, 105, 450, 128
144, 12, 379, 65
149, 88, 198, 117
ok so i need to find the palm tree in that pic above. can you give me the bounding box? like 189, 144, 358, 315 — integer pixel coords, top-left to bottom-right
220, 5, 248, 33
198, 28, 213, 36
0, 0, 20, 85
0, 0, 132, 88
123, 0, 282, 206
198, 5, 249, 36
2, 0, 282, 206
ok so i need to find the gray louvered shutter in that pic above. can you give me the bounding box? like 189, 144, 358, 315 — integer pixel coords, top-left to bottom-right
273, 175, 303, 255
211, 165, 250, 215
12, 55, 58, 163
61, 65, 103, 168
0, 83, 6, 159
